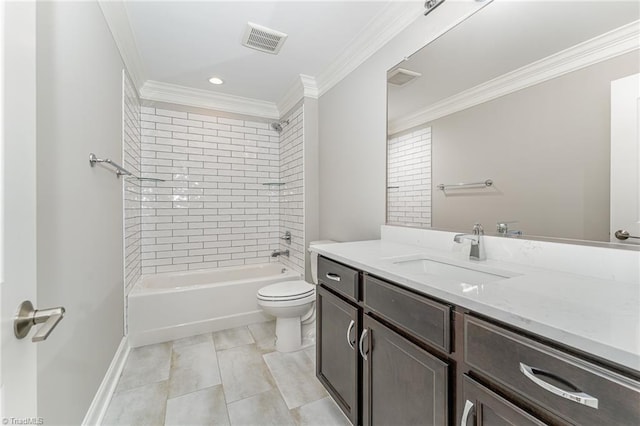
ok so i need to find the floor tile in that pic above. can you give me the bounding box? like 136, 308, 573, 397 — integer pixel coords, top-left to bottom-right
169, 340, 222, 398
303, 345, 316, 369
173, 332, 213, 349
116, 342, 172, 392
291, 397, 351, 426
165, 385, 230, 426
218, 344, 275, 403
213, 326, 255, 351
102, 381, 168, 426
263, 350, 327, 409
227, 388, 295, 426
247, 321, 276, 353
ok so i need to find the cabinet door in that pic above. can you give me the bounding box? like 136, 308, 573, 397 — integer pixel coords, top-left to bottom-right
461, 375, 548, 426
317, 285, 360, 425
362, 315, 448, 426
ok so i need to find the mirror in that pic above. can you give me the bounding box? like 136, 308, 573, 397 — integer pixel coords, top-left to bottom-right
386, 0, 640, 245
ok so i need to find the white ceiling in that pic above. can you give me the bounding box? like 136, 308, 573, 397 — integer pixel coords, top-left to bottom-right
125, 1, 409, 104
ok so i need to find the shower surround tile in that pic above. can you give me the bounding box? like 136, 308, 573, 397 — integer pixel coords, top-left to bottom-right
136, 104, 284, 274
125, 102, 308, 277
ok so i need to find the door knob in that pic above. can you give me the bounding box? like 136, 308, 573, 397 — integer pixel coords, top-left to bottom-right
14, 300, 65, 342
615, 230, 640, 241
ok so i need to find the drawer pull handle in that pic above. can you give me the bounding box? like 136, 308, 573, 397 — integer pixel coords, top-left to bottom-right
461, 400, 474, 426
346, 319, 356, 350
359, 328, 369, 361
519, 362, 599, 409
325, 273, 341, 282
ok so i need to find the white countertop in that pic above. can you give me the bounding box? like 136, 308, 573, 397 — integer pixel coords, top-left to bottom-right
312, 239, 640, 373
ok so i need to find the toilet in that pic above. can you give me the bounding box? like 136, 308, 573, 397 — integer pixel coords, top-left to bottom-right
257, 240, 335, 352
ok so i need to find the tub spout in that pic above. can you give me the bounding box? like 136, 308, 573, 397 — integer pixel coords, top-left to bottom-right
271, 250, 289, 258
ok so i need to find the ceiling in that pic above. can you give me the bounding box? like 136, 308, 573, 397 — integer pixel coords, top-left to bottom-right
124, 1, 419, 104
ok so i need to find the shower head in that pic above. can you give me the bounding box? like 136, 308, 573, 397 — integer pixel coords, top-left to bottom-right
271, 119, 290, 133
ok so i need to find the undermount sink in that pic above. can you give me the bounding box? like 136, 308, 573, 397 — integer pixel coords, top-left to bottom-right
392, 257, 514, 285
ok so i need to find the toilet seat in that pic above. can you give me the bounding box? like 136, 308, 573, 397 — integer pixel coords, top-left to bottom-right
257, 280, 314, 302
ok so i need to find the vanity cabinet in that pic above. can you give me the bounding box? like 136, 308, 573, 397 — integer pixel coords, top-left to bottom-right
362, 314, 449, 426
464, 315, 640, 426
316, 254, 640, 426
461, 375, 547, 425
317, 256, 454, 426
316, 284, 360, 425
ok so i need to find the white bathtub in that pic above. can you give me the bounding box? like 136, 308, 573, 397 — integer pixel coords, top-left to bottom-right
127, 263, 300, 347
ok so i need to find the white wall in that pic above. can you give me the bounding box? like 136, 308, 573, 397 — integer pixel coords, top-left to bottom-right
318, 2, 484, 242
36, 2, 125, 424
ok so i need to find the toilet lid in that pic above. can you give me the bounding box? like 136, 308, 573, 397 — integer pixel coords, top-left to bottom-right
257, 280, 315, 301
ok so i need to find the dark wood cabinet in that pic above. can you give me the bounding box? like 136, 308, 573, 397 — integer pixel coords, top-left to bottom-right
316, 284, 360, 425
362, 314, 449, 426
461, 375, 547, 426
316, 255, 640, 426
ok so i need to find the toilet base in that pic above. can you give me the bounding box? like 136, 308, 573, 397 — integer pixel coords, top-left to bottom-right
275, 316, 303, 352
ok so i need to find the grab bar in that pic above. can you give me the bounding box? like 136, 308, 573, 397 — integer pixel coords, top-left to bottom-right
89, 153, 165, 182
437, 179, 493, 191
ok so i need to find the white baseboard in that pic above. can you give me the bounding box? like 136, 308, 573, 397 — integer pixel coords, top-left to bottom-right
128, 310, 271, 348
82, 337, 130, 426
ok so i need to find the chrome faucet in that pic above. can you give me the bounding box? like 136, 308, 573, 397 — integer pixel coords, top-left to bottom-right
497, 221, 522, 237
454, 223, 486, 261
271, 249, 290, 258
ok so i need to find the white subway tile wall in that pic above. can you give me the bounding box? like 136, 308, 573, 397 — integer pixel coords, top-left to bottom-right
387, 127, 432, 227
278, 106, 305, 274
123, 73, 142, 295
136, 105, 287, 274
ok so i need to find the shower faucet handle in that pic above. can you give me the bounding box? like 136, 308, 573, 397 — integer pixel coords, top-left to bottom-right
280, 231, 292, 244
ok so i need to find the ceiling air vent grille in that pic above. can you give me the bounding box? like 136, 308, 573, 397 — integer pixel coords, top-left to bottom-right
387, 68, 422, 86
242, 22, 288, 55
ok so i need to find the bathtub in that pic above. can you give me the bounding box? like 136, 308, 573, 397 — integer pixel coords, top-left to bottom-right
127, 263, 300, 347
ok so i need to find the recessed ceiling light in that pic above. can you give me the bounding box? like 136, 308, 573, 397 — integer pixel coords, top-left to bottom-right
208, 77, 224, 85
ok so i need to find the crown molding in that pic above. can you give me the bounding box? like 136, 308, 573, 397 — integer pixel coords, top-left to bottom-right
276, 74, 318, 117
98, 1, 146, 92
315, 0, 424, 97
140, 80, 280, 119
389, 20, 640, 135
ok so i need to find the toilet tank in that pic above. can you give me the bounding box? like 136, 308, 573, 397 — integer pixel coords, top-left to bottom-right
308, 240, 336, 284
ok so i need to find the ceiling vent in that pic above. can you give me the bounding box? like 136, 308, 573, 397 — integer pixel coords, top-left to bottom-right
387, 68, 422, 86
242, 22, 288, 55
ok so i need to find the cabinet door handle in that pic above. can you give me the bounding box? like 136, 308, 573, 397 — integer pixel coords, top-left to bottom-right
519, 362, 599, 409
346, 319, 356, 350
359, 328, 369, 361
325, 273, 341, 282
460, 400, 474, 426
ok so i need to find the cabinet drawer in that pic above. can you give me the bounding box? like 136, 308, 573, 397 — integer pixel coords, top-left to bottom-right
318, 256, 359, 301
464, 315, 640, 426
364, 274, 451, 353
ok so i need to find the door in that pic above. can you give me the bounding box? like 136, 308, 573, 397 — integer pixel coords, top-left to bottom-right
1, 0, 38, 418
316, 285, 360, 425
460, 375, 547, 426
611, 73, 640, 245
362, 315, 449, 426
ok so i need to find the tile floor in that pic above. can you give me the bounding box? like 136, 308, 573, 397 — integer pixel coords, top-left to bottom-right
102, 322, 351, 426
